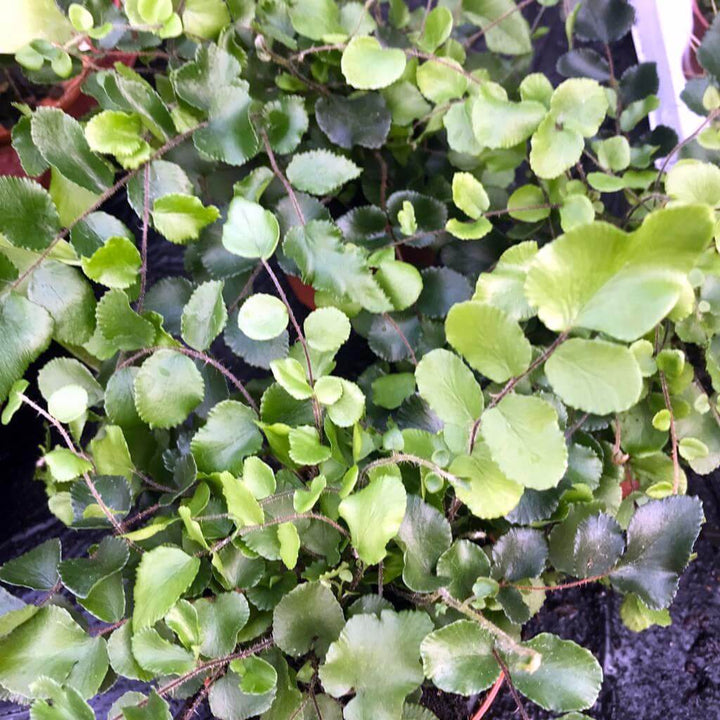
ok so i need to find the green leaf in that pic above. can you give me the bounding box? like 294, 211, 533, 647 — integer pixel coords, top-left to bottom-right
121, 691, 172, 720
448, 442, 524, 519
341, 36, 407, 90
30, 677, 95, 720
286, 150, 361, 196
559, 194, 595, 231
610, 496, 703, 609
289, 426, 332, 465
289, 0, 342, 39
446, 302, 531, 383
320, 610, 433, 720
415, 349, 484, 428
397, 495, 452, 592
326, 378, 365, 427
128, 161, 193, 220
437, 539, 491, 600
131, 627, 195, 675
196, 592, 249, 658
232, 655, 278, 695
575, 0, 635, 43
181, 280, 227, 350
85, 111, 144, 157
182, 0, 230, 39
222, 197, 280, 259
421, 620, 499, 695
59, 536, 128, 598
0, 605, 107, 699
31, 108, 113, 193
134, 350, 205, 428
96, 289, 155, 351
619, 594, 671, 633
451, 172, 489, 219
510, 633, 602, 712
220, 472, 265, 527
152, 194, 220, 244
263, 95, 309, 154
472, 86, 546, 149
315, 93, 391, 150
545, 338, 643, 415
0, 538, 60, 591
371, 373, 415, 410
194, 85, 260, 166
525, 206, 714, 340
0, 293, 53, 402
47, 384, 88, 423
243, 457, 276, 499
481, 394, 568, 490
374, 260, 423, 311
596, 136, 631, 171
191, 401, 262, 474
133, 546, 201, 630
0, 176, 60, 251
463, 0, 532, 54
571, 513, 625, 578
493, 527, 547, 581
293, 474, 327, 512
29, 261, 96, 345
171, 44, 242, 112
338, 475, 407, 565
238, 294, 288, 341
137, 0, 173, 24
273, 582, 344, 658
550, 78, 608, 136
284, 220, 390, 313
665, 160, 720, 206
529, 114, 583, 180
81, 236, 141, 289
277, 522, 301, 569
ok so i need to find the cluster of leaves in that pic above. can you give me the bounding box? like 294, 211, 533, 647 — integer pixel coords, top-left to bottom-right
0, 0, 718, 718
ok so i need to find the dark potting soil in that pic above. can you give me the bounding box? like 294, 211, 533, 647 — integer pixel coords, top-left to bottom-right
0, 65, 64, 130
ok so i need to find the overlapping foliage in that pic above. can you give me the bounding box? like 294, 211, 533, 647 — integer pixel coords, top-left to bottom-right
0, 0, 718, 718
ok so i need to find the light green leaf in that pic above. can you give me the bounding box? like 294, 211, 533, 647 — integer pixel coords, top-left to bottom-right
273, 582, 345, 658
270, 358, 313, 400
220, 472, 265, 527
320, 610, 433, 720
289, 426, 332, 465
85, 111, 144, 157
134, 350, 205, 428
326, 378, 366, 427
374, 260, 423, 311
222, 197, 280, 259
341, 36, 407, 90
133, 546, 200, 630
81, 236, 141, 289
191, 400, 262, 474
417, 6, 453, 52
507, 185, 550, 222
545, 338, 643, 414
152, 194, 220, 244
264, 95, 310, 154
481, 394, 568, 490
472, 86, 546, 149
338, 475, 407, 565
596, 136, 631, 171
446, 301, 531, 383
30, 677, 95, 720
304, 307, 351, 352
131, 627, 195, 675
666, 160, 720, 206
529, 114, 584, 180
463, 0, 532, 54
550, 78, 608, 136
416, 59, 468, 104
238, 294, 288, 341
559, 194, 595, 231
293, 474, 327, 513
48, 384, 88, 423
277, 522, 301, 569
525, 205, 713, 340
96, 289, 155, 351
289, 0, 342, 39
181, 280, 227, 350
232, 655, 278, 695
182, 0, 230, 39
448, 442, 524, 518
510, 634, 602, 712
195, 592, 249, 658
421, 620, 499, 695
243, 457, 276, 499
415, 349, 484, 427
451, 172, 489, 219
286, 150, 361, 196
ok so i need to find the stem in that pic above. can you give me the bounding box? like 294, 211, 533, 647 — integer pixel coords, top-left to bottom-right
362, 453, 460, 485
503, 574, 608, 592
6, 122, 208, 294
260, 258, 323, 433
229, 262, 263, 312
468, 332, 569, 452
136, 163, 151, 313
261, 131, 305, 225
437, 588, 541, 664
659, 369, 681, 494
565, 411, 589, 439
482, 202, 560, 218
406, 49, 482, 85
118, 346, 257, 412
492, 650, 531, 720
382, 313, 418, 365
471, 671, 505, 720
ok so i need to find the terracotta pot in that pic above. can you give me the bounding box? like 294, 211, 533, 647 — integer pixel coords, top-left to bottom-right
683, 0, 712, 79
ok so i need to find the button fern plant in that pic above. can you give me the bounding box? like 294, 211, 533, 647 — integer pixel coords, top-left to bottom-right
0, 0, 717, 718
